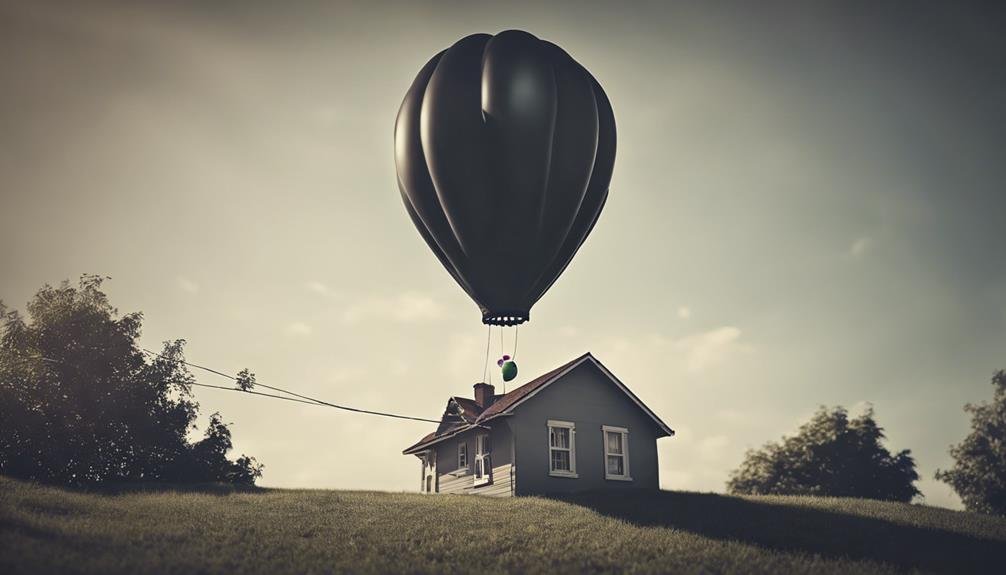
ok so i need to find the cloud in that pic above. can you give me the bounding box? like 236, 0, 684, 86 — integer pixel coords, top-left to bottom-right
176, 276, 199, 293
389, 361, 409, 377
305, 281, 335, 296
284, 321, 313, 336
714, 408, 752, 425
328, 365, 366, 384
696, 435, 731, 461
846, 236, 872, 259
446, 332, 483, 381
677, 306, 691, 319
675, 326, 747, 373
558, 325, 579, 337
600, 326, 751, 377
850, 400, 874, 416
343, 292, 443, 324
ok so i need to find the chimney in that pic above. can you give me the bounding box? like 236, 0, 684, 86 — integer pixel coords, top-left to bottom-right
473, 382, 495, 408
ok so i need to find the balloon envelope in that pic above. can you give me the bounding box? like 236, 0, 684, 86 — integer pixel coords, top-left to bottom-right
395, 30, 616, 325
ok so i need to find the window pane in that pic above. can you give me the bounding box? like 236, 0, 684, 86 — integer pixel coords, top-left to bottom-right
607, 431, 623, 455
475, 459, 482, 478
551, 449, 570, 472
550, 427, 569, 449
607, 455, 624, 476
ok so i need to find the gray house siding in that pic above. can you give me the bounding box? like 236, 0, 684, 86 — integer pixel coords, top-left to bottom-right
433, 422, 515, 497
508, 362, 662, 495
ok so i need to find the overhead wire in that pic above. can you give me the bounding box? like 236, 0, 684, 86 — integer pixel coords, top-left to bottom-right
140, 349, 441, 423
7, 348, 440, 423
185, 381, 326, 407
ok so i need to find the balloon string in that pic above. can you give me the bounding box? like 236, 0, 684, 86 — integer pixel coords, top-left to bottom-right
482, 324, 491, 384
514, 325, 519, 360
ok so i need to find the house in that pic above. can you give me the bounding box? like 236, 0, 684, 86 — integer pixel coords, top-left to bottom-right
403, 352, 674, 496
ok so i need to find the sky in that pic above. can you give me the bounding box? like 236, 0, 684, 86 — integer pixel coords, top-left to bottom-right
2, 1, 1005, 509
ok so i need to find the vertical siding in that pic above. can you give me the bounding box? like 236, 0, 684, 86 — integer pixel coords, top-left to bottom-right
509, 362, 666, 496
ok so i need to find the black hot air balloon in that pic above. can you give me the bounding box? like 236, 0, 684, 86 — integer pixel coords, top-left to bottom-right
395, 30, 616, 326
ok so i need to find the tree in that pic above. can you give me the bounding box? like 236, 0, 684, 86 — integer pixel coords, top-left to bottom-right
727, 406, 920, 502
0, 275, 262, 486
935, 371, 1006, 516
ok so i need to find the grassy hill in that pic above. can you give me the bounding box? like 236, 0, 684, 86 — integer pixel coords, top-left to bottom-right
2, 476, 1005, 574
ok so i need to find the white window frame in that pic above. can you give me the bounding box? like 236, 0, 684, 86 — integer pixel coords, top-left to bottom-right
473, 433, 492, 487
548, 420, 578, 478
457, 442, 468, 470
602, 425, 632, 481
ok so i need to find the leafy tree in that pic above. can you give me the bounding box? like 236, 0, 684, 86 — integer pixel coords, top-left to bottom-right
235, 369, 256, 392
935, 371, 1006, 516
727, 406, 920, 502
0, 275, 262, 486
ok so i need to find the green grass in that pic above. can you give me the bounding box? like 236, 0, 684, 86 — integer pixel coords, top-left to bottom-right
2, 476, 1005, 574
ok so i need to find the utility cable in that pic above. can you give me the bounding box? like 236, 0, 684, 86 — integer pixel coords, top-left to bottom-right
140, 348, 440, 423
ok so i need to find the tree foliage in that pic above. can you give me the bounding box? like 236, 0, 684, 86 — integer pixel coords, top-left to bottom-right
936, 370, 1006, 516
0, 275, 262, 486
727, 406, 920, 502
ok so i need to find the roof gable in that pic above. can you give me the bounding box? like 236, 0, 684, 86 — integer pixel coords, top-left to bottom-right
474, 353, 589, 421
403, 352, 674, 455
449, 396, 482, 423
475, 353, 674, 436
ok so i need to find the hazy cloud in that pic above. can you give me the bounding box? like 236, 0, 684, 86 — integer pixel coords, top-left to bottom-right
284, 321, 313, 336
850, 400, 874, 416
846, 236, 872, 260
343, 292, 444, 324
601, 326, 751, 381
305, 281, 337, 296
714, 408, 754, 426
677, 306, 692, 319
675, 326, 748, 373
697, 434, 731, 461
329, 365, 366, 384
558, 325, 579, 337
446, 332, 483, 381
176, 276, 199, 294
389, 361, 409, 377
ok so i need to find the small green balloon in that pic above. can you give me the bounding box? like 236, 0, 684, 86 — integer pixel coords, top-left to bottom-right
501, 360, 518, 382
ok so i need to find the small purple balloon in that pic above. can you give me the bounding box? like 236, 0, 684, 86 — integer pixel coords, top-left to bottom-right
497, 358, 504, 367
503, 355, 511, 361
